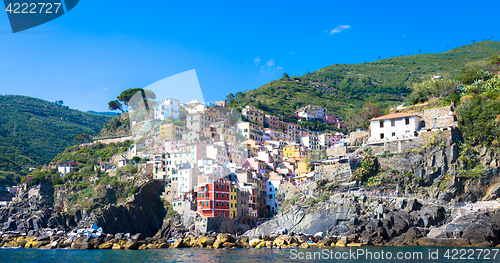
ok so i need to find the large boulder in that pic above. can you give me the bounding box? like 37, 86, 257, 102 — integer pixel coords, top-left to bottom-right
71, 242, 91, 249
483, 182, 500, 201
460, 213, 499, 245
171, 238, 184, 248
216, 233, 234, 243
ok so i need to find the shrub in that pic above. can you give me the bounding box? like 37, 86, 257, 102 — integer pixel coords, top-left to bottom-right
352, 155, 378, 182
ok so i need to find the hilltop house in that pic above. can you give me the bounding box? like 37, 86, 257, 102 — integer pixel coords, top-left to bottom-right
154, 98, 180, 120
369, 113, 421, 142
295, 105, 327, 120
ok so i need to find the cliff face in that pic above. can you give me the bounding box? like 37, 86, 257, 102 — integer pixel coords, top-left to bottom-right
83, 180, 166, 236
0, 180, 168, 237
247, 128, 500, 246
245, 193, 444, 244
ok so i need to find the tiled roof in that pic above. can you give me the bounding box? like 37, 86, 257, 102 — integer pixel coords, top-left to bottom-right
370, 113, 421, 121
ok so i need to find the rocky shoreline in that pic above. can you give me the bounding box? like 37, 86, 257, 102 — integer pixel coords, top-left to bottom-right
1, 223, 497, 250
3, 180, 500, 250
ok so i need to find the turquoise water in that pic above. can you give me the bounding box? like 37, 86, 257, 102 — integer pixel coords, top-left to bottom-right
1, 247, 500, 262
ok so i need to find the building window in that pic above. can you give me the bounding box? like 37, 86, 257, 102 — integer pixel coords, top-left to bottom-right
379, 121, 384, 128
392, 132, 396, 137
405, 117, 410, 125
380, 133, 384, 139
391, 119, 395, 126
216, 193, 219, 198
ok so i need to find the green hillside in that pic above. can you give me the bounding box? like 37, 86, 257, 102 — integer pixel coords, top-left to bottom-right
0, 95, 110, 185
228, 41, 500, 124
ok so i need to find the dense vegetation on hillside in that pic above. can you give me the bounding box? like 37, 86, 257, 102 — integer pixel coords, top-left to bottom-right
353, 53, 500, 189
24, 140, 145, 210
403, 53, 500, 147
0, 95, 110, 185
227, 41, 500, 128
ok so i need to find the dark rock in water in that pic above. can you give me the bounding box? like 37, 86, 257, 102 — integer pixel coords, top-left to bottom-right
71, 242, 91, 249
131, 233, 143, 241
37, 234, 50, 241
105, 234, 114, 242
460, 213, 499, 245
3, 220, 16, 231
413, 237, 469, 247
153, 216, 182, 240
389, 227, 424, 246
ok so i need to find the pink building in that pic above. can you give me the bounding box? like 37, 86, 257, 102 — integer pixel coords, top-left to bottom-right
323, 114, 345, 129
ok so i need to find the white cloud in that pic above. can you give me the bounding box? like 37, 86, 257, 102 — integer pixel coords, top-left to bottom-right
104, 88, 107, 91
266, 59, 275, 67
330, 25, 351, 34
276, 66, 283, 70
254, 57, 261, 65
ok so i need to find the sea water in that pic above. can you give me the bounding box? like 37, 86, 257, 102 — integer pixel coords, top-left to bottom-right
1, 246, 499, 262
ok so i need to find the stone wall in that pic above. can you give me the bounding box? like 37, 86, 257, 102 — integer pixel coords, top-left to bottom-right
327, 146, 347, 158
369, 138, 426, 155
418, 106, 457, 129
348, 130, 369, 146
93, 135, 133, 145
172, 201, 195, 214
315, 163, 353, 180
368, 129, 453, 155
194, 217, 249, 234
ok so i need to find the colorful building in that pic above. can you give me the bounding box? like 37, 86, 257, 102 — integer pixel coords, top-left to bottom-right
230, 183, 238, 219
197, 175, 230, 218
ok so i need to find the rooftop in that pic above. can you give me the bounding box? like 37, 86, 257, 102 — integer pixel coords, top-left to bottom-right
370, 113, 421, 121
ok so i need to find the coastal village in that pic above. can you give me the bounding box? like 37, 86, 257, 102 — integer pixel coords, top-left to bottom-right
42, 95, 460, 231
3, 61, 500, 249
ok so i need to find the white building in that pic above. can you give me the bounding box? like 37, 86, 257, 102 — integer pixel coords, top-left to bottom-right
369, 113, 422, 142
58, 166, 73, 178
266, 179, 281, 214
154, 98, 180, 120
178, 166, 200, 195
295, 105, 327, 120
301, 134, 320, 150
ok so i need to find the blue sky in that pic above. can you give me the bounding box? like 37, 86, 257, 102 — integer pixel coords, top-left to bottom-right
0, 0, 498, 112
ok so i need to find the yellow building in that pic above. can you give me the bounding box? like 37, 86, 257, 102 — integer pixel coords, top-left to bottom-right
159, 123, 185, 141
283, 143, 300, 158
242, 139, 260, 157
230, 184, 238, 219
295, 159, 309, 176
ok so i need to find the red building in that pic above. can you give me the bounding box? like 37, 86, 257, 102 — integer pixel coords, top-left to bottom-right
197, 175, 230, 218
